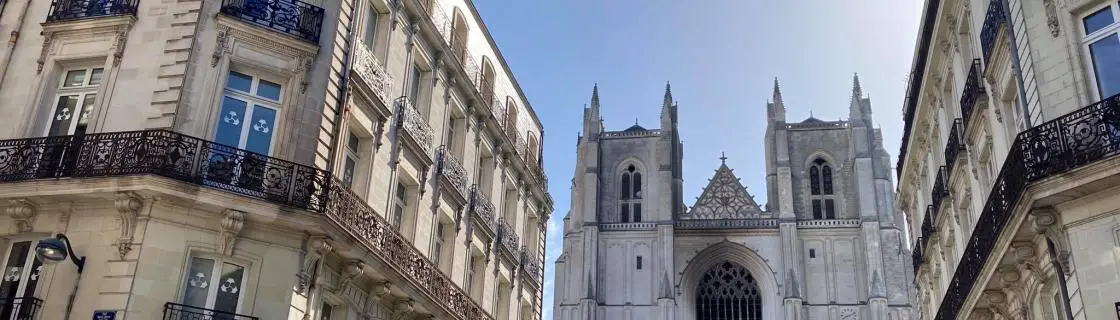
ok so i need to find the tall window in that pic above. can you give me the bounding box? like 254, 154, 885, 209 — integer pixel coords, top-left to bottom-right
0, 240, 43, 318
408, 64, 424, 106
1081, 4, 1120, 99
431, 223, 446, 269
362, 4, 378, 50
466, 255, 479, 299
342, 132, 361, 187
392, 183, 408, 231
181, 255, 247, 315
809, 158, 835, 219
450, 8, 469, 62
215, 71, 281, 155
504, 96, 518, 132
527, 133, 539, 164
619, 164, 642, 222
319, 302, 335, 320
480, 58, 495, 103
48, 67, 103, 136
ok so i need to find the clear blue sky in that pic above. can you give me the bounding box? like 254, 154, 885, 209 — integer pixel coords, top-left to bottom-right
471, 1, 923, 318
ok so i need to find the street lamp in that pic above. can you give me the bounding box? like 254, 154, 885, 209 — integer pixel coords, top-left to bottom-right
35, 234, 86, 273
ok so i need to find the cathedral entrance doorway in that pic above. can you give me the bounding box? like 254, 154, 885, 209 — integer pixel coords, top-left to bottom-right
695, 261, 762, 320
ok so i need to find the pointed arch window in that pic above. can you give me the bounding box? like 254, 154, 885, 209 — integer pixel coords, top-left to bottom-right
809, 158, 835, 219
619, 164, 642, 222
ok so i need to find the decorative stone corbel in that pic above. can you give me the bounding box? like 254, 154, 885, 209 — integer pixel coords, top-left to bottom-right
968, 309, 993, 320
219, 209, 246, 256
1043, 0, 1060, 37
298, 55, 313, 93
372, 118, 387, 153
114, 192, 143, 259
212, 26, 231, 67
391, 298, 414, 318
36, 33, 54, 74
981, 290, 1007, 316
6, 199, 36, 233
111, 25, 130, 66
296, 237, 332, 294
417, 167, 429, 199
1030, 207, 1072, 275
370, 281, 392, 301
997, 265, 1022, 286
332, 260, 366, 293
389, 0, 405, 31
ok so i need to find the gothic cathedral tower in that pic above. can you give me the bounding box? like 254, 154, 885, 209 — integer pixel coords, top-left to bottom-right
553, 78, 915, 320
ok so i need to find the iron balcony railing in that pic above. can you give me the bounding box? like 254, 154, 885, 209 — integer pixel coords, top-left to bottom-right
46, 0, 138, 22
219, 0, 324, 43
911, 242, 924, 275
919, 205, 935, 256
497, 218, 519, 258
468, 185, 498, 234
163, 302, 257, 320
932, 93, 1120, 319
979, 0, 1005, 63
353, 44, 393, 106
0, 297, 42, 320
931, 166, 949, 213
960, 59, 986, 132
944, 119, 965, 178
0, 129, 493, 320
436, 146, 468, 198
395, 97, 435, 157
519, 246, 542, 286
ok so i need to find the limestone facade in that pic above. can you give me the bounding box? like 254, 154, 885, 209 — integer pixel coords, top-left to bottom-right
0, 0, 551, 319
899, 0, 1120, 319
551, 83, 916, 320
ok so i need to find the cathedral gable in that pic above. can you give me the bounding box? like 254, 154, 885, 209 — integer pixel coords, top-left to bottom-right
683, 159, 767, 219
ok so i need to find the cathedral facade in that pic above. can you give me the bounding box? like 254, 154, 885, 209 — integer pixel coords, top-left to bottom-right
552, 78, 916, 320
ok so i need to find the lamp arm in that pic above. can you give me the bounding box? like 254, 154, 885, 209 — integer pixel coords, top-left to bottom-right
54, 233, 86, 273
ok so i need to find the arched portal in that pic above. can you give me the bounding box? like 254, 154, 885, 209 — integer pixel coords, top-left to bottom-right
695, 261, 762, 320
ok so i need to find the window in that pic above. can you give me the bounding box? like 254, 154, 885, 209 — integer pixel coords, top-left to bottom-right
0, 240, 43, 318
392, 183, 408, 231
362, 4, 377, 50
48, 67, 103, 136
450, 8, 469, 62
319, 302, 335, 320
342, 132, 361, 187
1050, 290, 1064, 319
809, 249, 816, 259
1081, 4, 1120, 99
505, 96, 518, 132
181, 255, 247, 315
431, 223, 445, 268
465, 255, 478, 298
408, 64, 424, 104
619, 164, 642, 222
527, 133, 539, 164
809, 158, 835, 219
636, 256, 643, 270
480, 58, 495, 103
215, 71, 281, 155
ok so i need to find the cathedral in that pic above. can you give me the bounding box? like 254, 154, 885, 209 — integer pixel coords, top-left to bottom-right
552, 77, 916, 320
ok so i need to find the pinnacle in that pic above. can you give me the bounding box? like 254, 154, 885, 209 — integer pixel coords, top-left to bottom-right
663, 81, 673, 105
590, 83, 600, 108
851, 73, 863, 100
772, 77, 783, 104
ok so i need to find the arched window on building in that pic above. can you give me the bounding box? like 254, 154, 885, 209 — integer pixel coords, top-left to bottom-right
695, 261, 761, 320
619, 164, 642, 222
504, 96, 518, 133
809, 158, 835, 219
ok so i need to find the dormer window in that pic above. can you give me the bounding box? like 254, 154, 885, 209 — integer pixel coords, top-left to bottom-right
620, 165, 642, 222
809, 158, 835, 219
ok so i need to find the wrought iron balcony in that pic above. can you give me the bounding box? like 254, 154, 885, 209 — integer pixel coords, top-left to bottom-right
0, 130, 330, 209
944, 119, 965, 177
220, 0, 324, 43
919, 205, 935, 254
436, 146, 468, 197
395, 97, 434, 157
353, 44, 392, 106
931, 166, 949, 213
0, 297, 42, 320
469, 185, 498, 234
911, 242, 923, 275
960, 59, 986, 132
163, 302, 257, 320
46, 0, 138, 23
519, 246, 543, 286
497, 218, 519, 258
932, 93, 1120, 320
979, 0, 1005, 63
514, 134, 527, 160
0, 129, 493, 320
490, 97, 506, 130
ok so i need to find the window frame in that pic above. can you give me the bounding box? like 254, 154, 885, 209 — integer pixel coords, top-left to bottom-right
45, 67, 105, 136
178, 252, 251, 315
392, 182, 409, 231
619, 164, 643, 222
1079, 2, 1120, 100
0, 236, 46, 308
431, 222, 446, 269
217, 70, 284, 155
808, 158, 836, 219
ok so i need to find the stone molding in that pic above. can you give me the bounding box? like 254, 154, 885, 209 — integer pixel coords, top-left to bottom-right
219, 209, 246, 256
114, 191, 143, 259
6, 199, 36, 233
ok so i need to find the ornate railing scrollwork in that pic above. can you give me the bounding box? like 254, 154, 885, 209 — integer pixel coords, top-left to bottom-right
944, 119, 965, 178
354, 44, 393, 106
979, 0, 1005, 63
911, 242, 924, 275
931, 93, 1120, 319
490, 97, 506, 131
519, 246, 542, 286
46, 0, 138, 22
219, 0, 325, 43
514, 134, 527, 160
396, 97, 435, 156
931, 166, 949, 213
960, 59, 986, 132
497, 218, 519, 258
164, 302, 257, 320
919, 205, 935, 257
437, 146, 468, 198
468, 185, 498, 234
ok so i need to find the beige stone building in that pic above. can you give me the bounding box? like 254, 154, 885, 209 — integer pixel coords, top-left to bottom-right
899, 0, 1120, 319
0, 0, 552, 319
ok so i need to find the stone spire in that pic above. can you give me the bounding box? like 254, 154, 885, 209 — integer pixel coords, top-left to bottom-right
663, 81, 673, 106
768, 77, 786, 122
661, 81, 677, 131
849, 73, 866, 125
851, 73, 863, 102
772, 77, 783, 105
584, 84, 603, 136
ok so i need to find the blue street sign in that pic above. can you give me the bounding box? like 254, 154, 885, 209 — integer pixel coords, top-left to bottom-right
93, 310, 117, 320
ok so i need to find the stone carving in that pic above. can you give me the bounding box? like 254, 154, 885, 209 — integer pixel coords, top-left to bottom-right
6, 199, 36, 233
114, 192, 143, 259
112, 26, 130, 66
36, 33, 54, 74
219, 209, 246, 256
1043, 0, 1060, 37
296, 237, 332, 294
683, 160, 766, 219
212, 26, 231, 67
332, 260, 365, 293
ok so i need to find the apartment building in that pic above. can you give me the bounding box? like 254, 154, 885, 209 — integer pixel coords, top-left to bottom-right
0, 0, 552, 319
899, 0, 1120, 319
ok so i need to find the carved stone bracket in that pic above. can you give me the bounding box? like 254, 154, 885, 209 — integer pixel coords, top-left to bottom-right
296, 237, 333, 294
298, 56, 313, 94
114, 192, 143, 259
6, 199, 36, 233
391, 298, 415, 318
1030, 207, 1072, 275
332, 260, 366, 293
373, 119, 387, 154
213, 26, 232, 67
1043, 0, 1060, 37
219, 209, 246, 256
111, 25, 130, 66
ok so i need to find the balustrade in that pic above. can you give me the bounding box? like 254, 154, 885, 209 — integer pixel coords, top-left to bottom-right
220, 0, 324, 43
46, 0, 138, 22
164, 302, 257, 320
353, 45, 393, 106
519, 246, 542, 286
944, 119, 965, 178
396, 97, 435, 156
436, 146, 468, 197
960, 59, 986, 132
979, 0, 1005, 63
931, 166, 949, 213
497, 218, 520, 258
469, 185, 498, 233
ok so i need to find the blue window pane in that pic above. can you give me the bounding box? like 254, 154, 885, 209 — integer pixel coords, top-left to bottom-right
215, 96, 248, 147
1084, 7, 1114, 35
226, 72, 252, 93
246, 106, 276, 155
256, 80, 282, 101
1089, 34, 1120, 98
